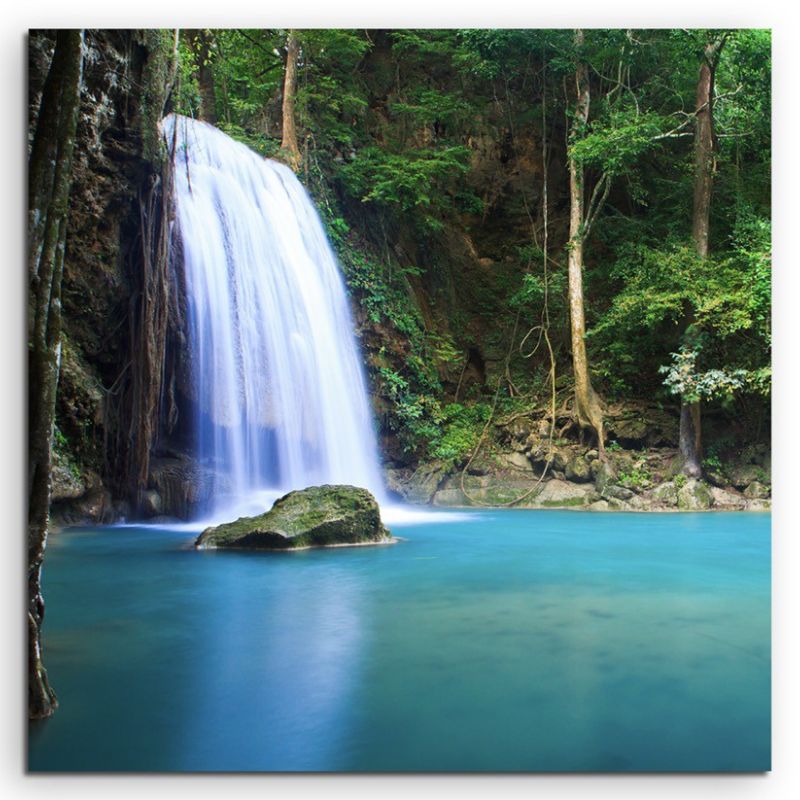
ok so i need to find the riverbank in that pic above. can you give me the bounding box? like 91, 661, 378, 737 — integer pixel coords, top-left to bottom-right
48, 401, 771, 526
386, 440, 771, 513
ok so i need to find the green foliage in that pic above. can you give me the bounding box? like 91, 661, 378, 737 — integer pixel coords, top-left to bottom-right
390, 89, 471, 127
728, 213, 772, 345
591, 208, 771, 399
569, 111, 667, 176
175, 27, 771, 452
618, 461, 652, 490
659, 347, 752, 403
311, 184, 450, 457
217, 122, 280, 158
339, 146, 471, 230
429, 402, 492, 465
702, 448, 724, 474
295, 29, 372, 151
53, 426, 68, 451
377, 365, 443, 455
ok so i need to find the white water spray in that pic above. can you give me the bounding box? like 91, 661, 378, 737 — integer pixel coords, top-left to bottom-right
164, 114, 385, 519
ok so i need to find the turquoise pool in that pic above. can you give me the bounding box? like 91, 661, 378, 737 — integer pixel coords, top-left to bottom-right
28, 509, 770, 772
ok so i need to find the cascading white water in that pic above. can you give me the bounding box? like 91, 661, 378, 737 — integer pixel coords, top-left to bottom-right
163, 114, 385, 518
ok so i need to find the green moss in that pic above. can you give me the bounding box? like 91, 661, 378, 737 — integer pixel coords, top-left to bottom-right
137, 29, 176, 164
538, 496, 588, 508
618, 462, 653, 490
196, 485, 391, 550
429, 402, 492, 466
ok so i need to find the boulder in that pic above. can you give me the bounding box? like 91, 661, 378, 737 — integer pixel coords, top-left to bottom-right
676, 479, 714, 510
503, 417, 535, 450
432, 472, 538, 507
651, 481, 679, 507
588, 499, 610, 512
533, 479, 597, 508
384, 467, 413, 498
50, 462, 85, 502
626, 494, 648, 510
745, 498, 771, 512
709, 486, 747, 509
431, 486, 468, 506
729, 463, 765, 491
529, 444, 571, 472
404, 461, 449, 504
604, 484, 635, 501
606, 497, 632, 511
196, 485, 392, 550
565, 455, 592, 483
536, 419, 552, 438
466, 455, 495, 476
743, 480, 770, 500
551, 448, 570, 472
51, 487, 114, 528
498, 452, 533, 472
591, 460, 617, 495
607, 418, 649, 448
704, 467, 729, 488
604, 403, 678, 448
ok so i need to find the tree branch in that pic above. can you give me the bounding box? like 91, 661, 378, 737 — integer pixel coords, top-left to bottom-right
584, 172, 611, 240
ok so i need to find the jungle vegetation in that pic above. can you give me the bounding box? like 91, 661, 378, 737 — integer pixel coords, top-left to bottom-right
176, 28, 770, 465
28, 28, 771, 717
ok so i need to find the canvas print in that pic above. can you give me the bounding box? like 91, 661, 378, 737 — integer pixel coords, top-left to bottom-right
27, 28, 771, 772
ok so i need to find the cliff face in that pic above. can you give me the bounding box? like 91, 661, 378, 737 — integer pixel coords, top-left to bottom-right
30, 30, 175, 524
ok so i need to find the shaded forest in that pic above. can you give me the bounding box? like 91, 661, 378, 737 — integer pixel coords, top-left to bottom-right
171, 28, 770, 477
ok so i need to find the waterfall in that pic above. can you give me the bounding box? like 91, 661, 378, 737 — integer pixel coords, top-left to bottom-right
163, 114, 385, 518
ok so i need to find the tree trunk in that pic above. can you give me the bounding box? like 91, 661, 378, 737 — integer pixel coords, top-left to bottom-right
691, 43, 718, 259
186, 29, 217, 124
281, 30, 302, 171
679, 37, 725, 476
679, 401, 703, 478
28, 29, 84, 719
127, 159, 175, 511
567, 29, 605, 455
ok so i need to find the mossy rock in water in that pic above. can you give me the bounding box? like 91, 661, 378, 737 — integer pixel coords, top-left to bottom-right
196, 485, 392, 550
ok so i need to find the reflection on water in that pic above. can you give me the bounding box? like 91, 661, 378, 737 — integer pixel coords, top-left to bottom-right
29, 510, 770, 772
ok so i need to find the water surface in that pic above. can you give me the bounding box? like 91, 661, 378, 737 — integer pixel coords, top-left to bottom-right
29, 510, 770, 772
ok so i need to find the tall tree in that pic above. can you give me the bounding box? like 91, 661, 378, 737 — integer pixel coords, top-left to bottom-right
28, 29, 84, 719
281, 30, 302, 170
678, 33, 727, 477
185, 29, 217, 124
566, 29, 605, 455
